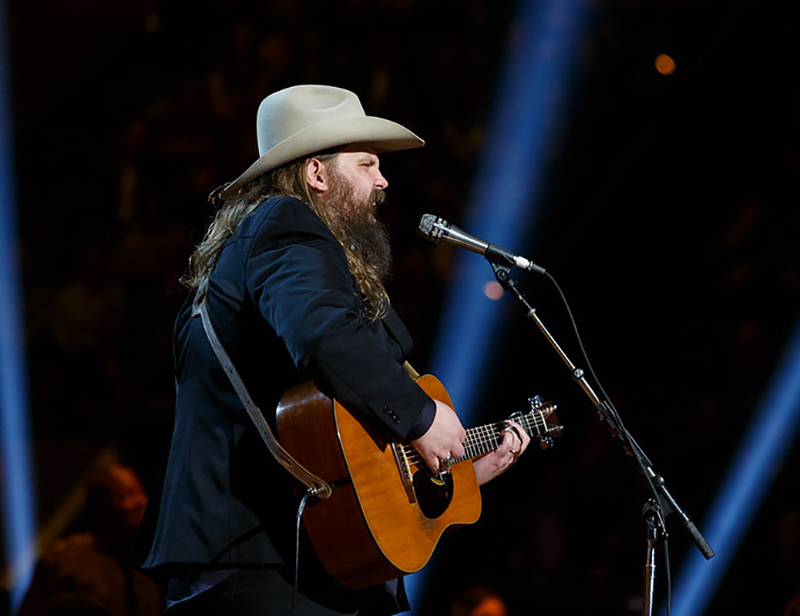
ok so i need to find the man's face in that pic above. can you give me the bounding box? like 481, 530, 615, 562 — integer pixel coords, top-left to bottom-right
92, 465, 149, 541
322, 150, 388, 225
317, 150, 392, 280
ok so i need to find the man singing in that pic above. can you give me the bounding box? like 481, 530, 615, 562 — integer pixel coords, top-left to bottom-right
135, 84, 529, 615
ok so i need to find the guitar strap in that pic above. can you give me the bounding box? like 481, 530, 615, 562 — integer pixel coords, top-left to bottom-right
191, 280, 332, 500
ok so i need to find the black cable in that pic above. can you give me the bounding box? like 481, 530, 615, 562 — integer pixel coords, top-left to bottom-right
543, 271, 657, 477
664, 534, 672, 616
292, 490, 314, 616
542, 270, 672, 614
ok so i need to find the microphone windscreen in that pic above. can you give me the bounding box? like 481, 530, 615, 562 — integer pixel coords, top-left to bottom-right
418, 213, 436, 237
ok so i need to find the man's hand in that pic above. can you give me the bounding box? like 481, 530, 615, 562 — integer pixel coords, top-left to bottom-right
410, 400, 466, 474
473, 421, 530, 485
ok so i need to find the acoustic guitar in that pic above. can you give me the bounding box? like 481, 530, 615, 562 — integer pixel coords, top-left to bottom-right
275, 374, 561, 589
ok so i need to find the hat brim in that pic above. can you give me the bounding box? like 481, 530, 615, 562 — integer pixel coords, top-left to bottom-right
220, 116, 424, 200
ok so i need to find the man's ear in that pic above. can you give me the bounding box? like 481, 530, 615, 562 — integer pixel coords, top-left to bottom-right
305, 158, 328, 193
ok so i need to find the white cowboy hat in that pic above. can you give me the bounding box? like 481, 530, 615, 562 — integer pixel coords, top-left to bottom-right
220, 84, 424, 199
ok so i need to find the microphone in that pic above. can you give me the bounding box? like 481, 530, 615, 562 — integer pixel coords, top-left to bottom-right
418, 214, 545, 274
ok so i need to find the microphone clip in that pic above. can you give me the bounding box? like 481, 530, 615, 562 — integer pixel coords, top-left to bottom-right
484, 244, 538, 273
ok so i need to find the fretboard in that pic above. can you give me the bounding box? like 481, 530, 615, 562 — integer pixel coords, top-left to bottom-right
457, 408, 551, 462
400, 402, 557, 467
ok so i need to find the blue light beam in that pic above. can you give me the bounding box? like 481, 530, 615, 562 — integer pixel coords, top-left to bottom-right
430, 0, 591, 418
0, 0, 38, 610
406, 0, 593, 610
665, 317, 800, 616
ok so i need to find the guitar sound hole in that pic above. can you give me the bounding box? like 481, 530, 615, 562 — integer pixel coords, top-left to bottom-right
412, 470, 454, 519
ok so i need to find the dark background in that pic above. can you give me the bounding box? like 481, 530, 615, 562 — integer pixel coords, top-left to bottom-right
3, 0, 800, 614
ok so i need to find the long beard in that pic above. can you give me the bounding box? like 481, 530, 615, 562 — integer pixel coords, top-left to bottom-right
324, 178, 392, 283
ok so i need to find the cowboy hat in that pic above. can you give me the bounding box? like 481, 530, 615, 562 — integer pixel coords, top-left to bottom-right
220, 84, 424, 199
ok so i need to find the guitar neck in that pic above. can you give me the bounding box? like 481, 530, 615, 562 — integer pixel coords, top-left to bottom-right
458, 411, 545, 462
397, 397, 559, 469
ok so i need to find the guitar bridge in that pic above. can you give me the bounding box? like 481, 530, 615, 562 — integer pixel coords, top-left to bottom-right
391, 443, 417, 504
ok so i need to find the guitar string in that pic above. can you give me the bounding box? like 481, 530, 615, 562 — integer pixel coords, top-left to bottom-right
399, 409, 558, 466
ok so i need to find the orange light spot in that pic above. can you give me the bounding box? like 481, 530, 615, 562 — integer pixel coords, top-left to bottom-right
484, 281, 504, 301
655, 53, 676, 76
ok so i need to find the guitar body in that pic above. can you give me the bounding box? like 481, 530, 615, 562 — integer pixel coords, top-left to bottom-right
276, 374, 481, 589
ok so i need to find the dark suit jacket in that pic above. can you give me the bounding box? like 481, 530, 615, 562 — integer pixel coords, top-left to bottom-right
135, 196, 431, 612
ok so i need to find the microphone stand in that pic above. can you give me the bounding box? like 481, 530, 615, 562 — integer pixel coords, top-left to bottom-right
488, 260, 715, 616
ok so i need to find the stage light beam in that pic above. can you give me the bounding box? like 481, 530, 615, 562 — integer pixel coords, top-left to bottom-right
0, 0, 38, 610
405, 0, 594, 610
664, 317, 800, 616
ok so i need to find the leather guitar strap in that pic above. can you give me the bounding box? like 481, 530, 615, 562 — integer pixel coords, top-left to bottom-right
191, 280, 332, 500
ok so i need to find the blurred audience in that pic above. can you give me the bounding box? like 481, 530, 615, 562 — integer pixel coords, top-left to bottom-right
12, 2, 800, 614
450, 586, 509, 616
18, 465, 164, 616
780, 506, 800, 616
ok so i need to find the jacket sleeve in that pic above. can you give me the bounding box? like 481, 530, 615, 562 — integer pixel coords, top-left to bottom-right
244, 197, 432, 440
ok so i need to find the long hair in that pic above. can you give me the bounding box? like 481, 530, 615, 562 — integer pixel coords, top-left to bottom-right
182, 154, 390, 321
